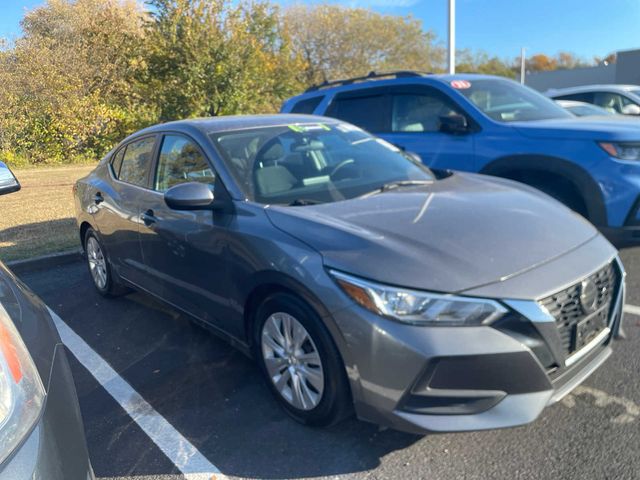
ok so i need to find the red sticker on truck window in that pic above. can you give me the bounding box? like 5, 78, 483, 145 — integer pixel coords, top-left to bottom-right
451, 80, 471, 89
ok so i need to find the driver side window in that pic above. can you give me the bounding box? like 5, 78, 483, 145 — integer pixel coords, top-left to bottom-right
391, 92, 463, 133
592, 92, 639, 114
154, 135, 215, 193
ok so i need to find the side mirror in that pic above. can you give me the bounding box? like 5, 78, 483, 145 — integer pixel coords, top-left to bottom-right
0, 162, 20, 196
164, 182, 214, 210
622, 104, 640, 116
439, 114, 469, 134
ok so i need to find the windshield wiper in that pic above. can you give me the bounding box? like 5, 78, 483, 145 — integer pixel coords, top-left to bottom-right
288, 198, 323, 206
359, 180, 433, 199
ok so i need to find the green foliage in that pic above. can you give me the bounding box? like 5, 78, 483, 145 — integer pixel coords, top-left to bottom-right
456, 50, 517, 78
144, 0, 304, 121
0, 0, 600, 167
0, 0, 152, 165
284, 4, 445, 85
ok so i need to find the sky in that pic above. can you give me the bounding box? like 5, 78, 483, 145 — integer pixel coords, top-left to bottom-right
1, 0, 639, 60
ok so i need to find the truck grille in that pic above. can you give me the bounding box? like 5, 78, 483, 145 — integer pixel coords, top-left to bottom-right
539, 262, 618, 357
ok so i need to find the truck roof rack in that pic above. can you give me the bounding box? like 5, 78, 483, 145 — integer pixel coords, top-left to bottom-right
304, 70, 430, 93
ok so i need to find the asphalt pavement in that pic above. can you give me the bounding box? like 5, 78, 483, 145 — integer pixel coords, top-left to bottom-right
19, 247, 640, 480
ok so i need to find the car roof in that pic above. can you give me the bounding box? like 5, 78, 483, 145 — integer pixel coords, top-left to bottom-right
287, 73, 512, 103
131, 114, 341, 138
548, 84, 640, 96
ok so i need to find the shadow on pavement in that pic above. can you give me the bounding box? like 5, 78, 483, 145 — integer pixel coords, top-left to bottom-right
22, 261, 423, 479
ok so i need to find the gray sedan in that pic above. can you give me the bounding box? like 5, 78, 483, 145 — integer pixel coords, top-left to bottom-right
74, 114, 625, 433
0, 162, 93, 479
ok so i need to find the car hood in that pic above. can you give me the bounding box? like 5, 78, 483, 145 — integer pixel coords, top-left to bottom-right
265, 173, 599, 294
512, 115, 640, 141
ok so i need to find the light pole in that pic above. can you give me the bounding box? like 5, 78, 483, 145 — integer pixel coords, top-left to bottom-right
520, 47, 526, 84
448, 0, 455, 74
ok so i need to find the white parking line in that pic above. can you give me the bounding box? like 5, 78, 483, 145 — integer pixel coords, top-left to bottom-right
49, 308, 225, 480
624, 304, 640, 316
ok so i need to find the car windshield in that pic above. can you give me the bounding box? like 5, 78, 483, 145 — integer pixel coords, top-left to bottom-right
210, 122, 435, 205
457, 79, 572, 122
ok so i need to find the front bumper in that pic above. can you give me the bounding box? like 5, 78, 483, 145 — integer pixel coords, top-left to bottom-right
329, 253, 625, 434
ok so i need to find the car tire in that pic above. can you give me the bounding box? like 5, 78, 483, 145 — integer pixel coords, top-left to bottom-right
84, 228, 129, 297
253, 292, 352, 427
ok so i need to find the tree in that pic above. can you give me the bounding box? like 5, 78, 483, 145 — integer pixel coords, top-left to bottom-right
594, 52, 617, 65
283, 4, 445, 86
144, 0, 304, 120
556, 51, 589, 69
0, 0, 150, 164
456, 49, 516, 78
527, 54, 558, 72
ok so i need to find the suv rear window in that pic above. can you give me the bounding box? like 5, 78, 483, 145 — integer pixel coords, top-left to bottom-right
290, 96, 323, 114
326, 94, 388, 133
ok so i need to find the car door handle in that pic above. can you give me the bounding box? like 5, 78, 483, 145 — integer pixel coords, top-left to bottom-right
141, 209, 156, 226
93, 192, 104, 205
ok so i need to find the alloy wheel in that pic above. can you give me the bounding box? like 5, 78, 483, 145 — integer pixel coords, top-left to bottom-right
86, 236, 108, 290
261, 312, 325, 410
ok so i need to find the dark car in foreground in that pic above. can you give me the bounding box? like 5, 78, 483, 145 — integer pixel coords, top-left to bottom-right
74, 115, 625, 434
282, 73, 640, 246
0, 162, 93, 479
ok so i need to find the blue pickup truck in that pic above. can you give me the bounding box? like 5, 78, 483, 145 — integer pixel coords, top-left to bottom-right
281, 72, 640, 246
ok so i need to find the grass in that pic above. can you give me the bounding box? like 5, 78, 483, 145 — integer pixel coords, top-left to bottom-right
0, 165, 95, 262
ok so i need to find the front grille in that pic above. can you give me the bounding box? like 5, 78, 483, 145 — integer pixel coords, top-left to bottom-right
539, 262, 618, 357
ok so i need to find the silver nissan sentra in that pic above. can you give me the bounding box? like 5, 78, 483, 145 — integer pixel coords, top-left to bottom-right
74, 114, 625, 433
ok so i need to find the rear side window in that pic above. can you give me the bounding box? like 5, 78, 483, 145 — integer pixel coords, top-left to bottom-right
110, 148, 125, 178
290, 96, 323, 114
154, 135, 215, 192
118, 136, 155, 187
554, 92, 595, 103
326, 94, 389, 133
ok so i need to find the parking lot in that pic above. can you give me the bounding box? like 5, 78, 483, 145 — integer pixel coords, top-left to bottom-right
15, 246, 640, 480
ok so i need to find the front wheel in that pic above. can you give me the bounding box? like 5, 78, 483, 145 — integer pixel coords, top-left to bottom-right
253, 293, 352, 427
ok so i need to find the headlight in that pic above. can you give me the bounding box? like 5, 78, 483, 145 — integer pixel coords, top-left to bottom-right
329, 270, 506, 326
0, 302, 45, 465
598, 142, 640, 161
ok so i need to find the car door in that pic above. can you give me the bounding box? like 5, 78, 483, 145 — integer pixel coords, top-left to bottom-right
136, 133, 230, 329
93, 135, 157, 285
325, 86, 476, 171
382, 86, 477, 171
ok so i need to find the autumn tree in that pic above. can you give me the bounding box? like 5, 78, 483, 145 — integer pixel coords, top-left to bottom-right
144, 0, 304, 120
456, 49, 516, 78
0, 0, 150, 164
527, 53, 558, 72
556, 51, 589, 69
283, 4, 445, 86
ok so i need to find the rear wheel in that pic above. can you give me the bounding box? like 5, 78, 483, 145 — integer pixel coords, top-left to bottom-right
84, 228, 128, 297
253, 293, 352, 427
